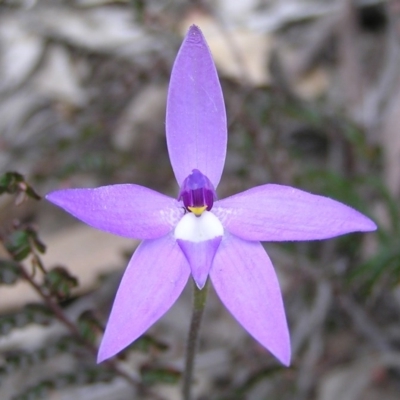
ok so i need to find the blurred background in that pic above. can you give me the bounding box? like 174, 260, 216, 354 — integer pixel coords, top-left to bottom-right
0, 0, 399, 399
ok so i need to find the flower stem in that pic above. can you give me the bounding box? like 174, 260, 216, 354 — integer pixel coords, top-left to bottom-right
182, 280, 208, 400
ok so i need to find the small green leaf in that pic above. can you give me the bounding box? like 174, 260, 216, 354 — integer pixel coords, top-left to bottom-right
31, 234, 46, 254
3, 227, 46, 261
77, 310, 103, 344
4, 231, 31, 261
0, 172, 41, 201
0, 172, 24, 194
44, 267, 78, 299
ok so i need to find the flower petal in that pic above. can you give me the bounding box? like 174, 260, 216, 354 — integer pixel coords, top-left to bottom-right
175, 211, 223, 289
97, 234, 190, 363
177, 238, 221, 289
166, 25, 227, 188
46, 184, 183, 239
210, 234, 290, 366
214, 184, 377, 242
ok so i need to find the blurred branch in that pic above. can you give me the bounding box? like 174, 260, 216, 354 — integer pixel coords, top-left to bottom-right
362, 0, 400, 141
0, 172, 167, 400
338, 294, 393, 352
338, 0, 365, 117
291, 280, 332, 356
16, 256, 167, 400
295, 329, 324, 400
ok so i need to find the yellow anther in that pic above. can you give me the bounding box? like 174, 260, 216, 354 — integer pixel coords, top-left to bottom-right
188, 206, 207, 216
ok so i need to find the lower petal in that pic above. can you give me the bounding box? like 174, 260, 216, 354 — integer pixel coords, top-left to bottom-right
177, 237, 222, 289
210, 234, 290, 366
97, 234, 190, 363
175, 211, 223, 289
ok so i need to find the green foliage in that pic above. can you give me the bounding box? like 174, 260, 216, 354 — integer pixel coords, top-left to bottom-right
350, 245, 400, 291
11, 366, 114, 400
0, 303, 53, 335
140, 365, 181, 385
22, 303, 54, 325
44, 267, 78, 300
130, 334, 169, 353
4, 227, 46, 262
130, 0, 146, 22
2, 335, 115, 398
0, 336, 85, 382
295, 169, 369, 213
0, 172, 41, 202
290, 149, 400, 293
77, 310, 103, 344
219, 365, 284, 400
345, 176, 400, 293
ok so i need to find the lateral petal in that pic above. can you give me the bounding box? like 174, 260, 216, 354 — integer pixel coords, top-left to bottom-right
97, 234, 190, 363
46, 184, 183, 240
210, 234, 291, 366
214, 184, 377, 242
166, 25, 227, 188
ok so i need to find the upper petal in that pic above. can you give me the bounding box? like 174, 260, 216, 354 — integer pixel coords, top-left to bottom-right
166, 25, 227, 188
46, 184, 183, 240
97, 234, 190, 362
213, 184, 377, 242
210, 234, 290, 366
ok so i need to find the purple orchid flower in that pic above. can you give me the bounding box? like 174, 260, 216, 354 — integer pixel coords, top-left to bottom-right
46, 25, 376, 366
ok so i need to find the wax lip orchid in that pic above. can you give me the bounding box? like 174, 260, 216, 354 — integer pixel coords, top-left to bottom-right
46, 25, 377, 366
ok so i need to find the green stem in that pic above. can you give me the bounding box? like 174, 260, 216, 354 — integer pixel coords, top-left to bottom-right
182, 280, 208, 400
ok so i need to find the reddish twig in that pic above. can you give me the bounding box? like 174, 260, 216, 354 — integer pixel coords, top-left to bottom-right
18, 263, 167, 400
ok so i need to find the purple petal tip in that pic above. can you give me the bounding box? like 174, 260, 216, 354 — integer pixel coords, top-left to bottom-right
187, 24, 203, 39
349, 211, 377, 233
279, 350, 291, 367
364, 218, 378, 232
45, 191, 58, 203
96, 350, 108, 364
